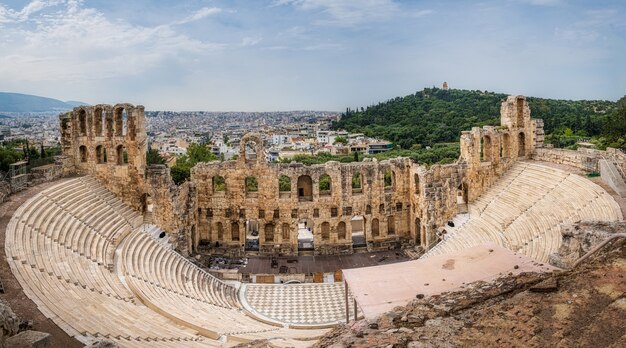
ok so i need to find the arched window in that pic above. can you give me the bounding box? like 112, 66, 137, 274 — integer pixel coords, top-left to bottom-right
217, 222, 224, 240
352, 172, 362, 193
78, 110, 87, 136
279, 175, 291, 193
282, 223, 290, 241
94, 108, 104, 136
116, 145, 127, 165
79, 145, 87, 163
245, 176, 258, 192
383, 169, 393, 189
387, 216, 395, 235
415, 218, 421, 245
319, 174, 331, 196
502, 133, 510, 159
321, 222, 330, 241
518, 132, 526, 157
264, 223, 275, 242
297, 175, 312, 201
213, 176, 226, 192
371, 218, 380, 238
245, 141, 257, 161
516, 97, 524, 126
231, 222, 240, 241
337, 221, 346, 240
96, 145, 106, 164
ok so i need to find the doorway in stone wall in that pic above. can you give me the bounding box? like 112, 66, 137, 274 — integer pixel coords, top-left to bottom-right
297, 218, 314, 252
351, 215, 366, 248
245, 219, 259, 251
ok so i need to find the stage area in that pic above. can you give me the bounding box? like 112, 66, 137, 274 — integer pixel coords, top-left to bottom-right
343, 243, 557, 320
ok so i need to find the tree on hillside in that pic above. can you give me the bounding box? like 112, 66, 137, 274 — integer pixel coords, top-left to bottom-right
171, 143, 218, 184
146, 148, 166, 165
601, 95, 626, 149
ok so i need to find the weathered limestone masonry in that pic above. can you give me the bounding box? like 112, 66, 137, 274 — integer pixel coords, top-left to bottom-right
58, 96, 562, 257
192, 133, 420, 256
460, 95, 544, 202
59, 104, 147, 211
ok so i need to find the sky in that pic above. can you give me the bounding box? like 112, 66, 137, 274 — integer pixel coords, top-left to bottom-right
0, 0, 624, 111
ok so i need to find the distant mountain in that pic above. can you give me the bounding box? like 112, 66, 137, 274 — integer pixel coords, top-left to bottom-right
65, 100, 89, 107
0, 114, 11, 119
0, 92, 86, 113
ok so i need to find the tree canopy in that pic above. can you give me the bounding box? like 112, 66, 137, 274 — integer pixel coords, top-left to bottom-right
171, 143, 218, 185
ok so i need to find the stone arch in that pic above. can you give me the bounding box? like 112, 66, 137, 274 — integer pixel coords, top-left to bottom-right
245, 176, 258, 192
352, 171, 362, 193
337, 221, 346, 240
79, 145, 87, 163
457, 182, 468, 212
481, 134, 492, 162
321, 222, 330, 241
319, 174, 331, 196
95, 145, 106, 164
518, 132, 526, 157
116, 145, 127, 165
281, 223, 290, 241
231, 221, 240, 242
387, 215, 395, 235
78, 109, 87, 136
371, 218, 380, 238
383, 169, 394, 190
94, 107, 104, 137
239, 133, 265, 163
502, 133, 511, 159
264, 223, 275, 243
279, 175, 291, 193
213, 176, 226, 192
415, 218, 421, 245
113, 107, 126, 137
297, 175, 313, 201
516, 96, 525, 127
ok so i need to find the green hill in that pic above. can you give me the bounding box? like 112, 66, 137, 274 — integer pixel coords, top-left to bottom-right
0, 92, 84, 113
333, 88, 616, 149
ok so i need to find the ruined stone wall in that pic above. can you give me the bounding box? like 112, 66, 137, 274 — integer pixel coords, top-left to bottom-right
192, 134, 419, 256
532, 148, 599, 172
59, 104, 147, 211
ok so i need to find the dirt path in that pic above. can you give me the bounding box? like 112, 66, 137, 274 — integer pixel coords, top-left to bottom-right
0, 179, 82, 348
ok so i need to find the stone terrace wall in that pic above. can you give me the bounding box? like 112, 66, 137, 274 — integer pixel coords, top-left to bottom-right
532, 148, 599, 172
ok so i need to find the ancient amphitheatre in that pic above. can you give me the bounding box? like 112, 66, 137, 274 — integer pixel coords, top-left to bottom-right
1, 95, 626, 347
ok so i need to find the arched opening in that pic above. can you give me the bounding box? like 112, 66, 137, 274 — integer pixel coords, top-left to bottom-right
518, 132, 526, 157
337, 221, 346, 240
144, 194, 153, 213
482, 135, 492, 162
383, 169, 393, 190
279, 175, 291, 198
414, 174, 420, 194
352, 172, 362, 194
415, 218, 421, 245
457, 183, 468, 213
79, 145, 87, 163
282, 223, 290, 241
95, 145, 105, 164
106, 114, 113, 138
297, 219, 314, 251
244, 141, 257, 161
78, 110, 87, 136
264, 223, 275, 243
116, 145, 127, 165
213, 176, 226, 193
245, 176, 258, 192
245, 219, 259, 251
231, 222, 240, 242
216, 222, 224, 241
502, 133, 511, 158
321, 222, 330, 241
114, 108, 127, 136
351, 216, 366, 247
387, 215, 395, 235
297, 175, 313, 201
94, 108, 104, 136
371, 218, 380, 238
319, 174, 331, 196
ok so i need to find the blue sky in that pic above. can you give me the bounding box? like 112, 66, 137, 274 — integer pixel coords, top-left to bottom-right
0, 0, 624, 111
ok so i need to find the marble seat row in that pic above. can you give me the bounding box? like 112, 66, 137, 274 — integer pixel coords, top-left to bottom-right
424, 162, 623, 263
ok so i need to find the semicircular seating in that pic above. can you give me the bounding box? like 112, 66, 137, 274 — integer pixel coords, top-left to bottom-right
423, 162, 623, 262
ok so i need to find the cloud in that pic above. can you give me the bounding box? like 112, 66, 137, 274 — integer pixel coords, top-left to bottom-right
241, 36, 263, 47
175, 7, 222, 25
272, 0, 429, 27
0, 1, 223, 82
519, 0, 563, 6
